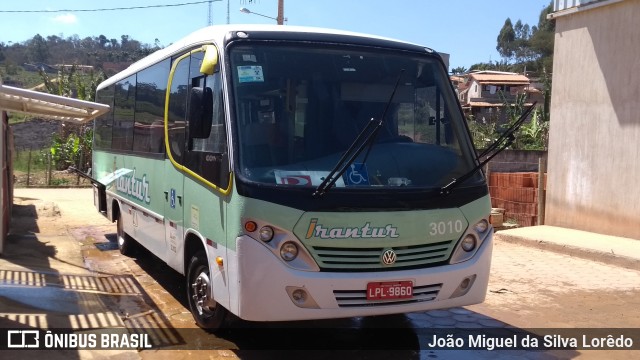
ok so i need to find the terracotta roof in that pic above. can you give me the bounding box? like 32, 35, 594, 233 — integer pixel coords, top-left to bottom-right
470, 73, 530, 85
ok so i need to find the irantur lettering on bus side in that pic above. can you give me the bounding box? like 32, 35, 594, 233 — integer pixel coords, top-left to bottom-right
115, 169, 151, 204
305, 218, 400, 239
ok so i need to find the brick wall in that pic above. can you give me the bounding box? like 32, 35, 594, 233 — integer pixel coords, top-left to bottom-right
489, 172, 547, 227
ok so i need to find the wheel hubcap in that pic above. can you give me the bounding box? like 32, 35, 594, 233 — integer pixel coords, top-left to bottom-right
191, 272, 216, 315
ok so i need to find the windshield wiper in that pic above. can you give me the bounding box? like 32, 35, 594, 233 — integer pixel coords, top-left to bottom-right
440, 101, 538, 195
313, 70, 405, 197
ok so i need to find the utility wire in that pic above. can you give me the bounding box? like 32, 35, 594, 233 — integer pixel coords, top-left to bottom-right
0, 1, 221, 13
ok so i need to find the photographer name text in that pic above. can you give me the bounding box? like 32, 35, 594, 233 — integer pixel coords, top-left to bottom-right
427, 334, 634, 350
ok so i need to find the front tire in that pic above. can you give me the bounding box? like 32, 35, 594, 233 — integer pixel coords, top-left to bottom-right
187, 250, 227, 330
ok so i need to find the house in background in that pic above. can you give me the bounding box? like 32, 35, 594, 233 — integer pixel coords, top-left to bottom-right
102, 62, 131, 75
454, 71, 540, 122
546, 0, 640, 239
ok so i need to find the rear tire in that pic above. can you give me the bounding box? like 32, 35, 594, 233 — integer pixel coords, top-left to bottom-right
187, 250, 227, 330
116, 212, 136, 256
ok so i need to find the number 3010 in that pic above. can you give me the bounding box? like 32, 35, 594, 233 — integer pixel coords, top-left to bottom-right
429, 220, 464, 236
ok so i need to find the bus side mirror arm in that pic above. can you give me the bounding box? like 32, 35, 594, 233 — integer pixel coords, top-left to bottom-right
200, 45, 218, 75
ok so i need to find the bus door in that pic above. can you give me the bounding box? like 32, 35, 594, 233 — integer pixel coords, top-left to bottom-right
164, 48, 230, 272
163, 54, 191, 266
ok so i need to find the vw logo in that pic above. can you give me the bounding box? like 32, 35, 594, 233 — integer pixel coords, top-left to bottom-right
381, 249, 397, 265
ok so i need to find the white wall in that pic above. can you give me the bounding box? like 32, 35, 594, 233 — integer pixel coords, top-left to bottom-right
546, 0, 640, 239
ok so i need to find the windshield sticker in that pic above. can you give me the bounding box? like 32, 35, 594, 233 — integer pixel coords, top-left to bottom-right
242, 54, 257, 62
275, 170, 345, 187
344, 163, 370, 186
305, 218, 400, 239
191, 205, 200, 231
238, 65, 264, 83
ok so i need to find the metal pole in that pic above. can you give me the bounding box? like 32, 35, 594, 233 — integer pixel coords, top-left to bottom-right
537, 157, 546, 225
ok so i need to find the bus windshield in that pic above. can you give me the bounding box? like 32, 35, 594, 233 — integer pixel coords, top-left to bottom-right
230, 43, 478, 190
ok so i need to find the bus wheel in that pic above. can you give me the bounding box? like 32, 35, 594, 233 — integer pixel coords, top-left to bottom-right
116, 213, 135, 256
187, 250, 227, 330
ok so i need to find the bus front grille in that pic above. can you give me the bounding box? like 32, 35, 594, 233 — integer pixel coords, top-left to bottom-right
333, 283, 442, 307
310, 240, 454, 271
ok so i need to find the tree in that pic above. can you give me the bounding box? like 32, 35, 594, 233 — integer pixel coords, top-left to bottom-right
496, 18, 516, 60
121, 35, 130, 49
450, 66, 467, 75
512, 20, 534, 64
494, 1, 555, 75
38, 65, 106, 171
469, 60, 512, 72
28, 34, 50, 63
529, 2, 555, 71
98, 35, 109, 48
3, 32, 160, 78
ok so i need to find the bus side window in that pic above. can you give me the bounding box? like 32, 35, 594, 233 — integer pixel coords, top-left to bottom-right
167, 56, 190, 163
94, 84, 115, 150
112, 75, 136, 151
133, 58, 169, 153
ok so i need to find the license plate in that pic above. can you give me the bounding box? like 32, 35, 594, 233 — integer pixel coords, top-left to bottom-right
366, 281, 413, 300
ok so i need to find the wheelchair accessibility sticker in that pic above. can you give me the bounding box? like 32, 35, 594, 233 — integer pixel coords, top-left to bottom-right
344, 163, 370, 186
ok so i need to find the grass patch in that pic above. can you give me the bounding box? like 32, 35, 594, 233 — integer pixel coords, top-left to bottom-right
8, 113, 32, 125
1, 65, 47, 89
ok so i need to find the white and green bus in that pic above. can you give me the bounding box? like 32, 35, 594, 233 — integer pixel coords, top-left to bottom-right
91, 25, 495, 330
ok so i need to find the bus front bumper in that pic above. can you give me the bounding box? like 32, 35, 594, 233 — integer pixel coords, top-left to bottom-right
225, 231, 493, 322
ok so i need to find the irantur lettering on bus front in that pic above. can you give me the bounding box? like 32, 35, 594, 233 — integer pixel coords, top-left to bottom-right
115, 169, 151, 204
306, 218, 399, 239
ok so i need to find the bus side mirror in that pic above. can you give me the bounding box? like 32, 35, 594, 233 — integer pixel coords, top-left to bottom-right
189, 86, 213, 139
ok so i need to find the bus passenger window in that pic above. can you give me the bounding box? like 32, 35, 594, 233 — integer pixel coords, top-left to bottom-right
167, 57, 190, 163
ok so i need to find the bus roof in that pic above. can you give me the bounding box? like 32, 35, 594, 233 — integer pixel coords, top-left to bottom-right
98, 24, 438, 90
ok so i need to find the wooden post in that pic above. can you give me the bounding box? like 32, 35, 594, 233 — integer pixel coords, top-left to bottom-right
537, 157, 546, 225
77, 148, 83, 185
485, 163, 491, 188
26, 148, 32, 187
47, 153, 52, 186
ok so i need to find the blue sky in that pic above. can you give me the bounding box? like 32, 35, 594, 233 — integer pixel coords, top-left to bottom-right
0, 0, 552, 69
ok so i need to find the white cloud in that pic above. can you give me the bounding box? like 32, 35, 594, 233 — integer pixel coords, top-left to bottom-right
52, 13, 78, 24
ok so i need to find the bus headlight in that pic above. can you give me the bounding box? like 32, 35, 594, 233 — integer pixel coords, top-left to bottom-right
280, 242, 299, 261
474, 219, 489, 233
259, 226, 274, 242
461, 235, 476, 252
